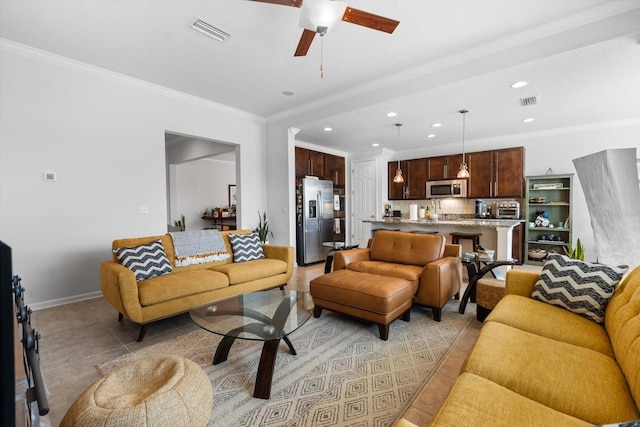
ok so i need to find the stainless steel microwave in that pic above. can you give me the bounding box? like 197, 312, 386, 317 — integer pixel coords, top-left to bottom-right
426, 179, 468, 198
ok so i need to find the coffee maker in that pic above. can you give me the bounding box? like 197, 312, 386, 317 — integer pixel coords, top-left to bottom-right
475, 200, 484, 218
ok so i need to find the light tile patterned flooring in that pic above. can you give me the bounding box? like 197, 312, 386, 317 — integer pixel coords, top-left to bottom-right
31, 262, 512, 426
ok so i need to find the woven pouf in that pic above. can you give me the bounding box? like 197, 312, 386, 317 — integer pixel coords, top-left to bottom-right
476, 277, 506, 322
61, 355, 212, 427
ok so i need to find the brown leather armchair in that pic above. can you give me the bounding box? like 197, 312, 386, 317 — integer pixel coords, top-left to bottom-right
333, 230, 462, 321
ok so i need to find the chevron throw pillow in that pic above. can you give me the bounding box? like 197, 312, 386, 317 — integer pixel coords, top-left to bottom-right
113, 240, 173, 282
229, 233, 265, 262
531, 253, 628, 323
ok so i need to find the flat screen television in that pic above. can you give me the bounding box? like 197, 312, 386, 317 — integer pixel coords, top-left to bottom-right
0, 240, 15, 426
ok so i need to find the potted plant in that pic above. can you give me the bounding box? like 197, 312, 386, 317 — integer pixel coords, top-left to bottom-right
173, 214, 186, 231
254, 211, 273, 244
565, 238, 585, 261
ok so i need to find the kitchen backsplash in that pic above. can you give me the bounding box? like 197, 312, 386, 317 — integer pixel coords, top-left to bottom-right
389, 198, 523, 219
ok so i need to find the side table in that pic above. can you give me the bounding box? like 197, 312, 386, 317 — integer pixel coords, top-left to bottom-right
458, 257, 516, 314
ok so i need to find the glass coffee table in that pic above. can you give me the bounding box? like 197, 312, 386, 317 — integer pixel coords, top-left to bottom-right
189, 290, 314, 399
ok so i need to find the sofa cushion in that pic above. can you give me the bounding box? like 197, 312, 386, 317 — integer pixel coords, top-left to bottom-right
113, 240, 172, 282
369, 230, 444, 266
430, 373, 591, 427
486, 294, 614, 357
228, 232, 265, 262
532, 254, 628, 323
137, 270, 229, 306
211, 258, 288, 285
346, 261, 423, 287
462, 321, 640, 424
604, 265, 640, 413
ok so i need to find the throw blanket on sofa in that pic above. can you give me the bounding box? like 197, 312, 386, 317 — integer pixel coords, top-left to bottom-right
169, 230, 230, 267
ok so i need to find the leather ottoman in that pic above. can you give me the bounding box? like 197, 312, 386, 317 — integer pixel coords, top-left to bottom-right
310, 269, 416, 340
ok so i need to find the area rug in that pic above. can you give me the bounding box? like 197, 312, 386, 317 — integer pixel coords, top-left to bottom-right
97, 301, 474, 426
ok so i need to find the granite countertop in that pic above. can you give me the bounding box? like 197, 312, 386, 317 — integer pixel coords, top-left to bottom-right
368, 217, 524, 227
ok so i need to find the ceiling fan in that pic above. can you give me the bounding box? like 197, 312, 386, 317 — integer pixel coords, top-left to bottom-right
253, 0, 400, 56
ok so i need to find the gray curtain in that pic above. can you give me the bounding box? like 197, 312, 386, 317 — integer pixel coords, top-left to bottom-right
573, 148, 640, 269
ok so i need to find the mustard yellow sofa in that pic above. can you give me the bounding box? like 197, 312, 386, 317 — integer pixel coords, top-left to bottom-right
100, 230, 294, 341
332, 230, 462, 321
429, 266, 640, 426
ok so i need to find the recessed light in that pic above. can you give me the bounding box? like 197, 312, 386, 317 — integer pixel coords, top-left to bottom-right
282, 90, 295, 96
522, 118, 535, 123
323, 127, 333, 132
372, 143, 380, 147
511, 81, 528, 88
431, 123, 442, 128
427, 134, 436, 138
386, 112, 397, 117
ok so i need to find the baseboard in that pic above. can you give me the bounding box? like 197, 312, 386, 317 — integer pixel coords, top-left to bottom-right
30, 291, 103, 311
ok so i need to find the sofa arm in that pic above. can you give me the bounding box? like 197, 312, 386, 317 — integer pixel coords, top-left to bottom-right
333, 248, 371, 270
415, 256, 463, 308
444, 244, 461, 258
262, 245, 295, 281
99, 261, 143, 322
505, 269, 541, 297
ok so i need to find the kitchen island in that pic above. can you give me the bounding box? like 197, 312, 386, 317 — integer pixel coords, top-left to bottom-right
367, 218, 524, 273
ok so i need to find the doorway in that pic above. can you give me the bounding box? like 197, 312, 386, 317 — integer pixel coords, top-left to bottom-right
165, 132, 238, 231
350, 159, 377, 247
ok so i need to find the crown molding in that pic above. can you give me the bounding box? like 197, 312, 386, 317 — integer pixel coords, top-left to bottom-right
0, 38, 265, 124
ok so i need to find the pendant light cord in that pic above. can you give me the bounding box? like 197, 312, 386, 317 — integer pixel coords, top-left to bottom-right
320, 34, 324, 79
462, 111, 466, 163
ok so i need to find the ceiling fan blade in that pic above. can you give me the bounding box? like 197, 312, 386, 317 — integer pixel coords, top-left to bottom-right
294, 29, 316, 56
251, 0, 302, 7
342, 7, 399, 33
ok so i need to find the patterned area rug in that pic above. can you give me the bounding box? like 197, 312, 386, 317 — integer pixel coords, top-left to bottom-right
97, 301, 473, 426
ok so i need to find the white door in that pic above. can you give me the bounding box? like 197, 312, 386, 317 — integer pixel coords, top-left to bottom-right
351, 159, 377, 248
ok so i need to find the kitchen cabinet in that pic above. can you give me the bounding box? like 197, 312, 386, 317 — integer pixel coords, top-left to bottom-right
388, 161, 407, 200
524, 174, 573, 265
324, 153, 345, 187
511, 222, 524, 265
427, 154, 463, 180
387, 158, 427, 200
295, 147, 325, 177
467, 147, 524, 198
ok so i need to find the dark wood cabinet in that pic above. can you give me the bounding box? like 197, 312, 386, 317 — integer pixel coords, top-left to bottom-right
467, 147, 524, 198
511, 222, 524, 265
406, 158, 427, 199
295, 147, 310, 176
324, 153, 345, 186
428, 154, 463, 180
494, 147, 524, 198
467, 150, 494, 198
295, 147, 325, 177
388, 161, 406, 200
387, 158, 427, 200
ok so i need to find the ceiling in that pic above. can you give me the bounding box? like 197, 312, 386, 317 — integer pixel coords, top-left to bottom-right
1, 0, 640, 155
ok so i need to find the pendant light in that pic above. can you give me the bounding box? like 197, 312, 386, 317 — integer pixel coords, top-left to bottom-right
457, 109, 470, 179
393, 123, 404, 183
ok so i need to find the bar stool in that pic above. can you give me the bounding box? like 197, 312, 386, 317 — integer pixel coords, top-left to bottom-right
450, 232, 482, 250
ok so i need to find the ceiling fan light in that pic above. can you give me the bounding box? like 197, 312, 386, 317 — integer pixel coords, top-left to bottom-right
299, 0, 347, 33
457, 163, 470, 179
393, 169, 404, 183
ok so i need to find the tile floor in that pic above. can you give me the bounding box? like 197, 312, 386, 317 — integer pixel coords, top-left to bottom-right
30, 262, 519, 426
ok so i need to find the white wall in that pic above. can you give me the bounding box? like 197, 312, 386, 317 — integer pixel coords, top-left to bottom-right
0, 44, 266, 308
174, 158, 236, 231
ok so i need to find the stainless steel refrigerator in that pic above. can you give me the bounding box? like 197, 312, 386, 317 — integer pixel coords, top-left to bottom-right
296, 178, 334, 265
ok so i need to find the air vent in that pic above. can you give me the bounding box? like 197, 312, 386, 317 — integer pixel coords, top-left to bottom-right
192, 19, 231, 42
520, 95, 538, 107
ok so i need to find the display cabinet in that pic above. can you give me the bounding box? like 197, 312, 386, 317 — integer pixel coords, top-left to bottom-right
524, 174, 573, 264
